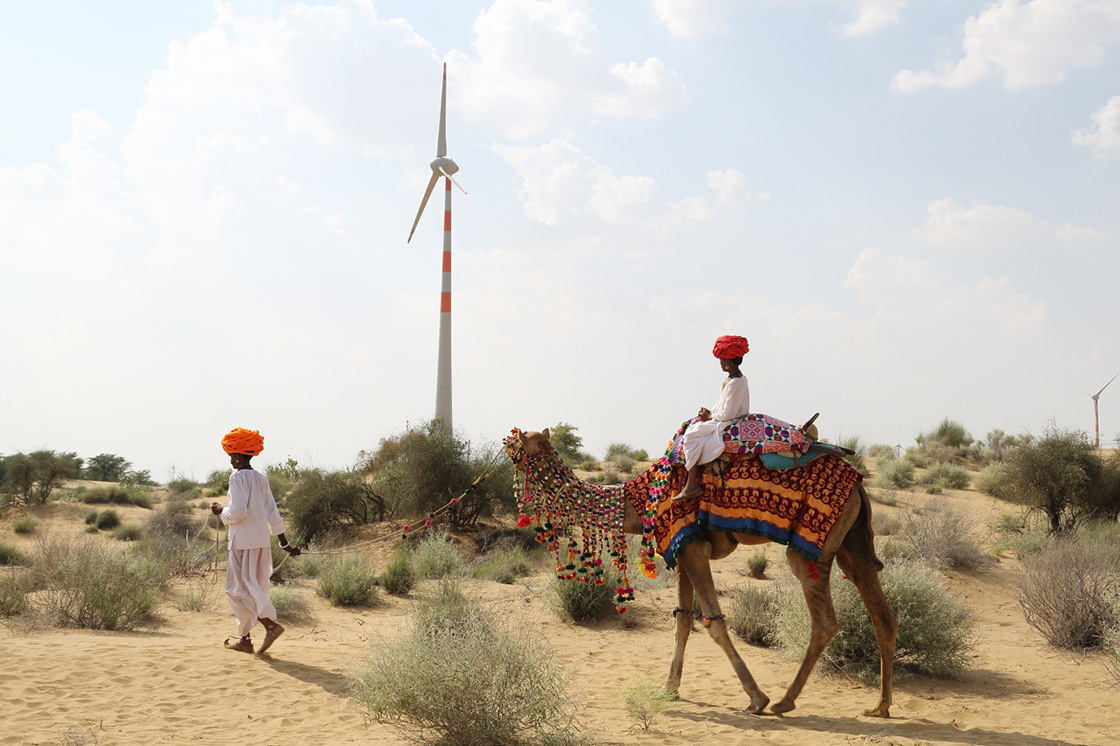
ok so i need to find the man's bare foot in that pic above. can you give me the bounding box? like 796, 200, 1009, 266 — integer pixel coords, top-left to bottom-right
671, 484, 704, 502
256, 622, 285, 655
224, 636, 254, 654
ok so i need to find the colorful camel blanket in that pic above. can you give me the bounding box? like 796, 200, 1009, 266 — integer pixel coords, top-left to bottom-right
624, 453, 862, 569
665, 413, 810, 463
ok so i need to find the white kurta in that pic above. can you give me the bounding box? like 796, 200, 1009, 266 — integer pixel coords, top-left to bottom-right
681, 375, 751, 470
220, 468, 286, 636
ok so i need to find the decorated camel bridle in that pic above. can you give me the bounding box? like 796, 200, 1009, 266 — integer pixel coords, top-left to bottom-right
503, 428, 665, 613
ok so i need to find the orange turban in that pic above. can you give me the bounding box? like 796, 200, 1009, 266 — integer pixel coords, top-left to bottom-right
221, 427, 264, 456
712, 335, 749, 359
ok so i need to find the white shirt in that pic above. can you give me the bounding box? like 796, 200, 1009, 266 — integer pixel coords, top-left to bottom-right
221, 468, 286, 551
710, 375, 750, 422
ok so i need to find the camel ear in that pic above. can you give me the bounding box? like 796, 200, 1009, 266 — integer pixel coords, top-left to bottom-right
517, 432, 528, 447
542, 428, 550, 441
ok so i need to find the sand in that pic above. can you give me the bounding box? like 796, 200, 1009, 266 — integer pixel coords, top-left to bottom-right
2, 482, 1118, 746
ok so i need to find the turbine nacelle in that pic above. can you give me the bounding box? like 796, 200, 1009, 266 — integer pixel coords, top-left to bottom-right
431, 156, 458, 176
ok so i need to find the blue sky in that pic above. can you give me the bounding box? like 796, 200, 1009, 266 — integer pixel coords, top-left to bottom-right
2, 0, 1118, 480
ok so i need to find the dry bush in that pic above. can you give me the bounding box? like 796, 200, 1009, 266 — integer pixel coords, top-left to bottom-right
348, 580, 590, 746
1016, 533, 1120, 650
317, 554, 380, 607
727, 583, 779, 645
271, 585, 317, 625
903, 500, 992, 568
468, 546, 534, 585
745, 552, 769, 579
872, 511, 901, 537
772, 559, 975, 682
549, 575, 617, 624
875, 459, 915, 490
30, 536, 168, 630
175, 576, 221, 612
411, 532, 464, 579
380, 551, 417, 595
624, 676, 673, 731
0, 569, 32, 617
0, 541, 29, 566
918, 463, 971, 491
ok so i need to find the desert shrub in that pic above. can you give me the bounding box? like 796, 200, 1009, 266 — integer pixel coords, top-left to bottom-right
112, 524, 143, 542
59, 725, 101, 746
745, 552, 769, 579
133, 532, 213, 578
615, 455, 636, 475
84, 510, 97, 525
872, 510, 901, 536
175, 576, 220, 612
0, 569, 32, 616
827, 434, 867, 475
12, 515, 36, 534
624, 676, 673, 731
0, 541, 29, 566
772, 560, 975, 682
868, 444, 896, 462
727, 584, 779, 645
380, 551, 416, 595
918, 463, 971, 491
285, 469, 385, 545
165, 478, 201, 499
271, 585, 317, 625
79, 485, 150, 508
876, 459, 915, 490
360, 420, 515, 530
547, 422, 594, 465
1105, 590, 1120, 684
349, 580, 589, 746
975, 462, 1012, 499
918, 418, 973, 449
31, 537, 169, 630
0, 450, 81, 504
870, 490, 899, 507
204, 469, 230, 494
902, 500, 991, 568
145, 500, 202, 542
317, 555, 379, 607
468, 546, 533, 584
411, 532, 464, 579
549, 576, 616, 623
1016, 533, 1120, 650
94, 510, 121, 530
877, 539, 913, 563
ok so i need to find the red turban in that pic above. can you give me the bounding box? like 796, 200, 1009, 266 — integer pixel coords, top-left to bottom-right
712, 335, 749, 359
221, 427, 264, 456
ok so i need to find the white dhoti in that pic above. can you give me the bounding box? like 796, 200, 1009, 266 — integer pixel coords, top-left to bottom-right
225, 547, 277, 637
681, 419, 731, 470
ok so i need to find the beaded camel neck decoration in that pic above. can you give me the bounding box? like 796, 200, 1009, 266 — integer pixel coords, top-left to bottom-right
504, 428, 658, 612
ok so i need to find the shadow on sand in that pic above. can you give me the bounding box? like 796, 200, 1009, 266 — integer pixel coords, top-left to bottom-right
259, 655, 350, 697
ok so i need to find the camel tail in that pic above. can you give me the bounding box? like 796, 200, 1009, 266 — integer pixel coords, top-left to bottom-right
855, 482, 885, 572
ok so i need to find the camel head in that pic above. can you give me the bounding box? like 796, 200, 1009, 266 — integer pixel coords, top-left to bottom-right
503, 427, 553, 468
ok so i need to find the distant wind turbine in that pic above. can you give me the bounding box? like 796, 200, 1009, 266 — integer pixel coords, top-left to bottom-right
407, 62, 467, 432
1081, 373, 1119, 448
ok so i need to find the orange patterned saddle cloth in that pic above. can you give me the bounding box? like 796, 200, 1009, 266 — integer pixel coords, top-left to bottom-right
624, 453, 862, 569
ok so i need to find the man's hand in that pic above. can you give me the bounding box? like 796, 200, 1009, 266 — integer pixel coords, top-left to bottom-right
210, 502, 223, 516
698, 407, 712, 421
282, 545, 301, 557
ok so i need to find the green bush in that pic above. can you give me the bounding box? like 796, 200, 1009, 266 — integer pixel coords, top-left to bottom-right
145, 500, 202, 542
903, 500, 991, 568
12, 515, 37, 534
165, 478, 201, 498
285, 469, 385, 545
624, 676, 673, 731
919, 463, 971, 490
317, 555, 379, 607
79, 485, 150, 508
411, 532, 464, 579
872, 510, 901, 536
0, 570, 31, 616
745, 552, 769, 579
876, 459, 915, 490
348, 580, 589, 746
94, 510, 121, 530
270, 585, 317, 625
1015, 532, 1120, 650
868, 444, 896, 462
772, 560, 975, 682
727, 583, 779, 645
0, 541, 30, 566
380, 551, 416, 595
834, 434, 868, 476
975, 462, 1012, 498
31, 536, 169, 630
549, 575, 617, 623
84, 511, 98, 525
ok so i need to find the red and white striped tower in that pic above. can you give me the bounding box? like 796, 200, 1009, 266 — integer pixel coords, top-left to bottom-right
408, 63, 466, 432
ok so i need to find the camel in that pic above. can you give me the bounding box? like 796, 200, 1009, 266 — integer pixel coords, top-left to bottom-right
509, 428, 897, 718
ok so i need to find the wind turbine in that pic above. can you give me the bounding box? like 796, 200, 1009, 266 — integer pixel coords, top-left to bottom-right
1082, 373, 1119, 448
407, 62, 467, 432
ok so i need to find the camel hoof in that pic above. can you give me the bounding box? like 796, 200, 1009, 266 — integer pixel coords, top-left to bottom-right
769, 699, 795, 714
662, 687, 680, 702
747, 693, 771, 715
862, 706, 891, 718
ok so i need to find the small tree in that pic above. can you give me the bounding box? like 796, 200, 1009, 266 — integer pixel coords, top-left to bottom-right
84, 454, 132, 482
1004, 423, 1113, 533
550, 422, 588, 464
1, 451, 80, 504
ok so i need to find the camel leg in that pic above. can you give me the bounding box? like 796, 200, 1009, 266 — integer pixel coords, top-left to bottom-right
664, 563, 695, 698
676, 541, 770, 714
770, 549, 838, 714
836, 542, 897, 717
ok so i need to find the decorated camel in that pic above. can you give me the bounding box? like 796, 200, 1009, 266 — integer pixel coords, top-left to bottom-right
504, 424, 897, 718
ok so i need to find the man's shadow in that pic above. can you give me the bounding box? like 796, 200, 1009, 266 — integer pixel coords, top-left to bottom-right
259, 655, 350, 697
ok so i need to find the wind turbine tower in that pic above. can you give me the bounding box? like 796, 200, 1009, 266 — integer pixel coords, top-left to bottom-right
1085, 373, 1119, 449
408, 63, 467, 432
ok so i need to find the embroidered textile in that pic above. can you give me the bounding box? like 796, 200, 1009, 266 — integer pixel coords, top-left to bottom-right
667, 413, 809, 464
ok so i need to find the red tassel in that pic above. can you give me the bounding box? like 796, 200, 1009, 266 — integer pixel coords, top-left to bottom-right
807, 561, 820, 581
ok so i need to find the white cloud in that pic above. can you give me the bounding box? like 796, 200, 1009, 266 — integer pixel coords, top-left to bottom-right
492, 133, 765, 229
913, 198, 1113, 250
894, 0, 1120, 92
649, 0, 731, 39
835, 0, 906, 38
448, 0, 687, 140
1072, 95, 1120, 160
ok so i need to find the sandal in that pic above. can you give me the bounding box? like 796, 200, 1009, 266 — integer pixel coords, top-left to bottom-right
256, 623, 285, 655
224, 637, 254, 654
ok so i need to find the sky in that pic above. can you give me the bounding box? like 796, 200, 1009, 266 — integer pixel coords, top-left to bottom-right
2, 0, 1118, 481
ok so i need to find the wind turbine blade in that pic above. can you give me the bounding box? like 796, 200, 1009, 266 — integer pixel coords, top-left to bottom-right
1095, 372, 1120, 398
407, 173, 441, 243
438, 166, 468, 195
436, 62, 448, 158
